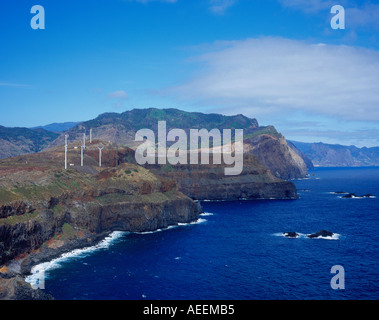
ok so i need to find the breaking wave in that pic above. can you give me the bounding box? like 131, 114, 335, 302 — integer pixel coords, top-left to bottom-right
200, 212, 214, 216
273, 232, 341, 240
25, 217, 209, 285
25, 231, 126, 284
136, 218, 208, 235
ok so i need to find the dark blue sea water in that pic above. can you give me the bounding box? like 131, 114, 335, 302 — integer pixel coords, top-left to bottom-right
33, 167, 379, 300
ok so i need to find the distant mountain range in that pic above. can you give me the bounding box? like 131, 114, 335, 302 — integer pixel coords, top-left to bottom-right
290, 141, 379, 167
2, 108, 377, 173
31, 122, 80, 133
49, 108, 309, 179
0, 126, 59, 159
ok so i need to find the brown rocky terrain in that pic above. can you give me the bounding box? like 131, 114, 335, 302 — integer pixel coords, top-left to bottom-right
0, 143, 200, 299
146, 155, 297, 200
0, 109, 310, 183
59, 140, 298, 200
0, 138, 298, 299
244, 134, 309, 180
47, 108, 309, 180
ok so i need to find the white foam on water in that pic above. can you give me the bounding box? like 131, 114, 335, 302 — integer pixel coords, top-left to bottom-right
135, 218, 207, 235
178, 218, 207, 226
200, 212, 214, 216
290, 177, 311, 181
274, 232, 340, 240
136, 225, 177, 235
25, 218, 207, 285
274, 232, 307, 238
338, 195, 375, 199
307, 233, 341, 240
25, 231, 126, 285
339, 196, 364, 199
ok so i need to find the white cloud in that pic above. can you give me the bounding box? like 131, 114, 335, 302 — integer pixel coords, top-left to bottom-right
107, 90, 128, 99
347, 3, 379, 29
278, 0, 379, 29
209, 0, 237, 15
169, 37, 379, 122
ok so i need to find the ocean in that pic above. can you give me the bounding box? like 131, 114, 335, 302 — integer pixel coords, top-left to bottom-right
27, 167, 379, 300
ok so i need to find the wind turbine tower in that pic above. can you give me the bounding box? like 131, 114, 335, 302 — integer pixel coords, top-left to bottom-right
64, 134, 69, 169
81, 145, 84, 167
90, 129, 93, 144
97, 145, 104, 167
83, 132, 86, 150
81, 131, 86, 167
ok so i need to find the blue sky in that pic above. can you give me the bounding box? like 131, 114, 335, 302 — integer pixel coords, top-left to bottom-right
1, 0, 379, 147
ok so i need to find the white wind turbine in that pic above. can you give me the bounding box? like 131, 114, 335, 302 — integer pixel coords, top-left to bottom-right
64, 134, 69, 169
97, 145, 104, 167
81, 144, 84, 167
83, 131, 86, 150
81, 131, 87, 167
90, 129, 93, 144
80, 129, 87, 167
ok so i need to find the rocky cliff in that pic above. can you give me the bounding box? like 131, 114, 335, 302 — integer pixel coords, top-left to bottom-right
146, 155, 297, 200
244, 134, 309, 180
0, 148, 201, 299
0, 154, 200, 263
287, 141, 314, 170
0, 137, 300, 299
75, 143, 298, 200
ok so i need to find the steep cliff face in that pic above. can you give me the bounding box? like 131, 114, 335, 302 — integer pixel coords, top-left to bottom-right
146, 155, 298, 201
287, 141, 314, 170
244, 135, 308, 180
0, 137, 301, 299
0, 191, 198, 266
0, 152, 200, 267
68, 143, 298, 201
0, 209, 69, 265
69, 192, 198, 234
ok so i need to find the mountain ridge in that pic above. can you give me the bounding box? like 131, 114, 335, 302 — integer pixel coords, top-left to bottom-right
31, 122, 81, 133
290, 140, 379, 167
0, 108, 310, 179
48, 108, 308, 180
0, 126, 59, 159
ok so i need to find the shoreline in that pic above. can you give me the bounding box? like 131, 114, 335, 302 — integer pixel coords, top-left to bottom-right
1, 215, 208, 299
1, 192, 203, 300
24, 230, 127, 286
23, 216, 208, 281
1, 231, 111, 300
